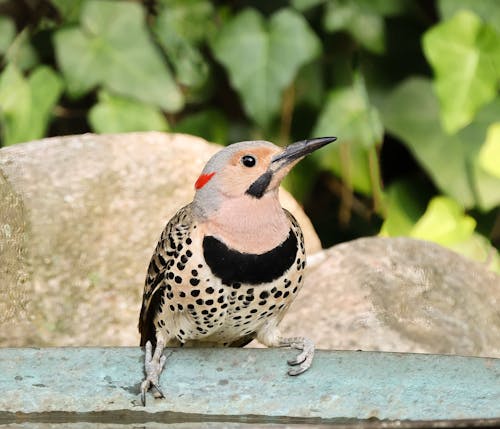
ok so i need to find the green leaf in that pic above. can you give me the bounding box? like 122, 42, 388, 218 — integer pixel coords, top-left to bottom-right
452, 232, 500, 273
0, 65, 30, 145
158, 35, 209, 89
410, 196, 476, 245
322, 0, 407, 54
54, 27, 99, 96
314, 82, 384, 147
173, 109, 228, 145
54, 0, 183, 112
4, 28, 39, 71
211, 8, 320, 127
355, 0, 409, 15
0, 64, 63, 146
380, 179, 500, 271
461, 103, 500, 210
438, 0, 500, 34
382, 77, 500, 211
29, 67, 65, 140
292, 0, 326, 11
312, 75, 383, 194
156, 0, 215, 44
89, 91, 169, 134
423, 10, 500, 133
294, 61, 325, 109
0, 16, 15, 55
380, 180, 426, 237
155, 0, 213, 88
50, 0, 85, 22
324, 0, 385, 54
478, 122, 500, 178
381, 192, 500, 272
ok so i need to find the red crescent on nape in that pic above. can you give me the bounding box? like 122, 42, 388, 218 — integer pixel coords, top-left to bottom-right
195, 172, 216, 189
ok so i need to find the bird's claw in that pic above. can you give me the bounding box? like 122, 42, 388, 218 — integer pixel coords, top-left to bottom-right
287, 341, 308, 365
140, 379, 165, 406
140, 340, 166, 406
140, 379, 149, 406
281, 337, 315, 376
287, 362, 310, 376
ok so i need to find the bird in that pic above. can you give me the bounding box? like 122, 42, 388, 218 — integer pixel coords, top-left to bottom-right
138, 136, 337, 405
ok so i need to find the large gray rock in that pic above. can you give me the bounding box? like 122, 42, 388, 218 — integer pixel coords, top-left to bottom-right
0, 132, 321, 346
281, 237, 500, 357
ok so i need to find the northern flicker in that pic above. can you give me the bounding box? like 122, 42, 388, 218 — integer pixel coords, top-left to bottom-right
138, 136, 337, 405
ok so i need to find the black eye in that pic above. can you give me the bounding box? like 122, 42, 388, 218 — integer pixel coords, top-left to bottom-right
241, 155, 256, 167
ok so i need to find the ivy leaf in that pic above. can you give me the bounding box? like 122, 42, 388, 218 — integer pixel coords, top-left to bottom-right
382, 192, 499, 272
410, 196, 476, 245
324, 0, 385, 54
452, 232, 500, 273
88, 91, 169, 134
438, 0, 500, 34
478, 122, 500, 179
312, 74, 383, 195
157, 35, 208, 89
0, 64, 63, 146
211, 8, 320, 127
382, 77, 500, 210
155, 0, 213, 89
323, 0, 407, 54
0, 65, 29, 146
29, 67, 64, 139
173, 109, 228, 145
294, 62, 326, 110
50, 0, 85, 23
423, 10, 500, 134
292, 0, 325, 11
0, 16, 15, 55
421, 198, 500, 271
3, 28, 39, 71
155, 0, 215, 44
54, 0, 183, 112
379, 180, 426, 237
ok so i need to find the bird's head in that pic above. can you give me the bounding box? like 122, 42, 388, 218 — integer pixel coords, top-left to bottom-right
193, 137, 336, 216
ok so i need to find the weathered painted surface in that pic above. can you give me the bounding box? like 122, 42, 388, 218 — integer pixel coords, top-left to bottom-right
0, 348, 499, 424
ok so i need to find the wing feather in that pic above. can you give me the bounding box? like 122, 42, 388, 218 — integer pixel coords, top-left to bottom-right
138, 204, 193, 346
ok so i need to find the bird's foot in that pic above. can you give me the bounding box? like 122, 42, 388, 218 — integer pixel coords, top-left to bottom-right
140, 340, 166, 406
280, 337, 315, 376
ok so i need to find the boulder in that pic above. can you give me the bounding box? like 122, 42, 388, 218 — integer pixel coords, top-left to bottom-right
0, 132, 320, 346
281, 237, 500, 357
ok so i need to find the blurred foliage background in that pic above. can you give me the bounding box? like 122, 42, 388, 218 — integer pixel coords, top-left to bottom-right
1, 0, 499, 270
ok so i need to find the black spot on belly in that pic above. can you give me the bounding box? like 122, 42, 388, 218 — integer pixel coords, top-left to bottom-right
203, 230, 297, 285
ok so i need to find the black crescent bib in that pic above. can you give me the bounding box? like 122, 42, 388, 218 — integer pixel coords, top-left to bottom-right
203, 229, 297, 285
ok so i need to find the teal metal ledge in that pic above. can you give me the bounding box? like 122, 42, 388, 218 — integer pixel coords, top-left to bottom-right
0, 348, 499, 426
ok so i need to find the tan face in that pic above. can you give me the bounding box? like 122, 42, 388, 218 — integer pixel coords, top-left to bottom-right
218, 147, 280, 197
195, 145, 283, 199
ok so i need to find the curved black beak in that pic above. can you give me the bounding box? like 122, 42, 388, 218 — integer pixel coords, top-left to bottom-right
270, 136, 337, 172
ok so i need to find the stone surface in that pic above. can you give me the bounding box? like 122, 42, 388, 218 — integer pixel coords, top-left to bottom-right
0, 132, 320, 347
1, 348, 499, 421
281, 237, 500, 358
